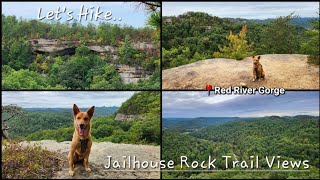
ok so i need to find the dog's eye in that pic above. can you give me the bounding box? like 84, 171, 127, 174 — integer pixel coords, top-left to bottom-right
77, 117, 80, 120
84, 117, 88, 121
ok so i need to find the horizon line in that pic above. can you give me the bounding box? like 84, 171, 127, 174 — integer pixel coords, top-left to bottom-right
164, 115, 319, 118
163, 13, 318, 20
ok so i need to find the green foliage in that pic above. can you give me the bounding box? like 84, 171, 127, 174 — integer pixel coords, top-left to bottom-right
163, 116, 319, 179
89, 64, 123, 89
6, 38, 33, 70
27, 127, 74, 142
300, 18, 320, 65
6, 91, 160, 145
119, 35, 138, 66
147, 11, 161, 35
117, 91, 160, 117
162, 12, 313, 69
162, 12, 244, 69
134, 68, 160, 89
5, 107, 117, 140
162, 131, 218, 164
56, 46, 105, 89
1, 15, 160, 90
2, 65, 50, 89
259, 13, 303, 54
2, 141, 64, 179
214, 25, 254, 60
8, 111, 72, 139
192, 116, 320, 167
2, 15, 154, 43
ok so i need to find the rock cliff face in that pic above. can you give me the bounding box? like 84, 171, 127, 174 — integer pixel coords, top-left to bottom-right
115, 65, 150, 84
29, 39, 155, 84
30, 38, 118, 57
29, 38, 156, 57
115, 113, 145, 121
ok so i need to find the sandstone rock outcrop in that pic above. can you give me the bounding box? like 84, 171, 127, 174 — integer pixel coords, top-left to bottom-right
29, 39, 156, 84
115, 113, 145, 121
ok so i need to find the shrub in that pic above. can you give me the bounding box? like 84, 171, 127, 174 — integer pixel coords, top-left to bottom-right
2, 141, 64, 179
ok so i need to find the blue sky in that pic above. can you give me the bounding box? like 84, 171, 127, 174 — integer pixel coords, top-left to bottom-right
2, 2, 151, 28
163, 2, 319, 19
2, 91, 136, 108
163, 91, 319, 118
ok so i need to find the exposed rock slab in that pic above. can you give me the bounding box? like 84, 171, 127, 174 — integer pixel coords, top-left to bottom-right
162, 54, 319, 90
115, 113, 145, 121
22, 140, 160, 179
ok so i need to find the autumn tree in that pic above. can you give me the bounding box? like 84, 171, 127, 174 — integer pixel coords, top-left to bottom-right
214, 25, 254, 60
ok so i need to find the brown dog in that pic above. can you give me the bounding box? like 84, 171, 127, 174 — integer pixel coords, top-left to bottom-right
68, 104, 95, 176
252, 55, 265, 82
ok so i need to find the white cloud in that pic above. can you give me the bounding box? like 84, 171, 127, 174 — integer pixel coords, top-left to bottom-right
1, 91, 136, 108
163, 91, 319, 118
163, 2, 319, 19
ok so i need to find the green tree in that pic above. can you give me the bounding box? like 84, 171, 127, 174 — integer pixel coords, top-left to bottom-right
90, 64, 123, 89
300, 17, 320, 65
8, 39, 33, 70
147, 11, 160, 35
118, 35, 138, 65
2, 66, 49, 89
260, 12, 300, 54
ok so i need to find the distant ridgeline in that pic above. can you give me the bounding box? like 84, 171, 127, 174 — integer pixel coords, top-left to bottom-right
163, 115, 319, 132
24, 106, 119, 117
163, 117, 243, 131
5, 91, 160, 145
6, 106, 118, 139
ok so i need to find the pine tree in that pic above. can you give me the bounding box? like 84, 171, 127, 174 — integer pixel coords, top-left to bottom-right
119, 35, 137, 65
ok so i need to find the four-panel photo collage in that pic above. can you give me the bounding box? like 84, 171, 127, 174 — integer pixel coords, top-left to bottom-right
1, 1, 319, 179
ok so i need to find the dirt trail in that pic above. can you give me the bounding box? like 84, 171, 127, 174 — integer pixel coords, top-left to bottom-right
162, 54, 319, 89
23, 140, 160, 179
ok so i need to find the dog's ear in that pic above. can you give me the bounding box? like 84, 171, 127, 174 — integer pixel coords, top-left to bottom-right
73, 104, 80, 117
87, 106, 95, 119
252, 55, 255, 60
258, 56, 261, 60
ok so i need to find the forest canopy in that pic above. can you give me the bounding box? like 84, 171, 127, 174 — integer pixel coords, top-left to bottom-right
162, 116, 319, 179
162, 12, 319, 69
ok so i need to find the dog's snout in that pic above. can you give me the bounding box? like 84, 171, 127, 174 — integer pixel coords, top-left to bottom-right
79, 124, 85, 129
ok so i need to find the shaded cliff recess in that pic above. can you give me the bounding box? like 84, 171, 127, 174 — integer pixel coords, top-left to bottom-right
30, 38, 156, 84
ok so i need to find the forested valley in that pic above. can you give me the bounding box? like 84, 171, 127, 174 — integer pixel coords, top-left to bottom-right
2, 10, 160, 89
2, 91, 160, 145
162, 12, 319, 69
162, 116, 319, 179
